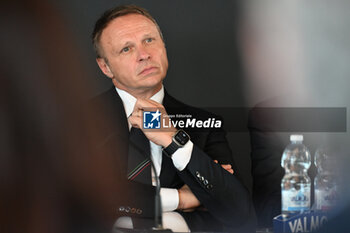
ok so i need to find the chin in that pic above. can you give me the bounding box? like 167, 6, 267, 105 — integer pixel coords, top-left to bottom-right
143, 74, 164, 86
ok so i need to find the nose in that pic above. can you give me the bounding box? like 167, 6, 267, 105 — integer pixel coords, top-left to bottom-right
137, 46, 151, 62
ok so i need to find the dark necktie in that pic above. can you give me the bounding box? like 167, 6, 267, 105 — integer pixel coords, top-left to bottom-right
127, 127, 152, 185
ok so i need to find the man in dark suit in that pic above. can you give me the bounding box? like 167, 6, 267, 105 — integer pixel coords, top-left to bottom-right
91, 5, 254, 232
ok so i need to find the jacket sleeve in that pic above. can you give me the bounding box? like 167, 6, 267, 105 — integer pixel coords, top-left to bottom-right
114, 179, 156, 219
177, 129, 255, 228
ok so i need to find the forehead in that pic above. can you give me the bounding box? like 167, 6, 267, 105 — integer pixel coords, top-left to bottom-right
101, 14, 159, 43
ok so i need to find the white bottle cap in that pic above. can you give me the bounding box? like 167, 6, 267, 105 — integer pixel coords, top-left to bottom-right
290, 134, 303, 142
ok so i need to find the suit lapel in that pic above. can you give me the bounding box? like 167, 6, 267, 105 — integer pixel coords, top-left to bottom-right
127, 127, 152, 184
106, 88, 152, 184
101, 87, 129, 137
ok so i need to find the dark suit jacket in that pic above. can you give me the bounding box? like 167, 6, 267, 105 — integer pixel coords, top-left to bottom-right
91, 87, 255, 232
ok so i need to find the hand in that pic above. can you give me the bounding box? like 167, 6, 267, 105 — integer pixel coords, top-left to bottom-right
214, 160, 234, 174
128, 98, 177, 147
177, 185, 201, 211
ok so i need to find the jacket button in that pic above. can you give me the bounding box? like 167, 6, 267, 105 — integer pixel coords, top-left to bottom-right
196, 171, 200, 178
203, 179, 209, 185
136, 209, 142, 215
200, 176, 205, 181
206, 184, 213, 189
131, 208, 136, 214
119, 206, 125, 212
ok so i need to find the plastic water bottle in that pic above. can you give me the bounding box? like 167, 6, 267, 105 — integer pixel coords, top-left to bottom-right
314, 147, 338, 211
281, 135, 311, 217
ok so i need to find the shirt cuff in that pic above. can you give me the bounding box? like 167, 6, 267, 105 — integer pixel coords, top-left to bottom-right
171, 140, 193, 171
160, 188, 179, 212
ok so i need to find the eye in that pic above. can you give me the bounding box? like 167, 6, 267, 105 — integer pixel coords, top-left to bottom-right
121, 47, 130, 53
145, 38, 154, 43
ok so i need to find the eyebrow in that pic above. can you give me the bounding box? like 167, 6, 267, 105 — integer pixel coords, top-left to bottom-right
142, 33, 153, 39
120, 41, 133, 48
117, 33, 156, 50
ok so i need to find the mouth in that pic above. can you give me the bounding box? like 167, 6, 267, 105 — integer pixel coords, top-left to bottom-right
139, 66, 159, 76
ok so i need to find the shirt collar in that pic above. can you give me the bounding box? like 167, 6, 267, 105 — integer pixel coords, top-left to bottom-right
115, 85, 165, 118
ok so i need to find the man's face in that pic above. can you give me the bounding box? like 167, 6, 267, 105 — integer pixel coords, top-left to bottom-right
97, 14, 168, 96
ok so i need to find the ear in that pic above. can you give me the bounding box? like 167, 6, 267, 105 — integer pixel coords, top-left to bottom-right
96, 58, 114, 78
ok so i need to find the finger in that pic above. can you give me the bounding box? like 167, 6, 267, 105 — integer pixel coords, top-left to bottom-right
129, 110, 142, 118
214, 160, 218, 164
221, 164, 232, 169
221, 166, 234, 174
134, 98, 160, 110
134, 99, 168, 115
143, 98, 162, 106
128, 115, 142, 128
132, 101, 145, 114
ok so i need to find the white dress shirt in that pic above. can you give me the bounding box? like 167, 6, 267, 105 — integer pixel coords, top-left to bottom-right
115, 86, 194, 212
